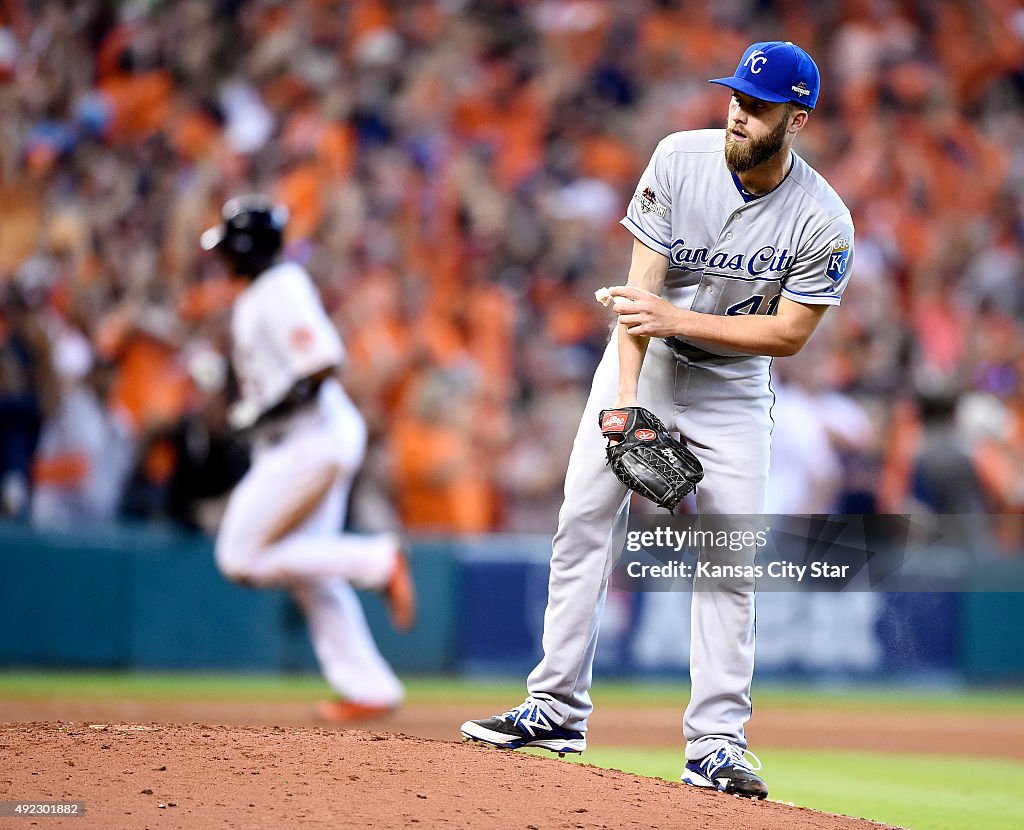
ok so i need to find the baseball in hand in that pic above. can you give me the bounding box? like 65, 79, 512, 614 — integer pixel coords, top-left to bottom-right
595, 287, 613, 307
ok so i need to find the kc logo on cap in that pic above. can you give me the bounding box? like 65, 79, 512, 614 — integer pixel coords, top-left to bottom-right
743, 49, 768, 74
709, 41, 821, 110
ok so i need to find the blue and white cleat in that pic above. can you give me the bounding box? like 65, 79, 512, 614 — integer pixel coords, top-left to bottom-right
682, 741, 768, 799
460, 701, 586, 756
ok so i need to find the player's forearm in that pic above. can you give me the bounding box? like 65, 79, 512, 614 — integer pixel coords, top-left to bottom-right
611, 286, 828, 358
614, 240, 670, 404
615, 324, 648, 405
673, 308, 813, 357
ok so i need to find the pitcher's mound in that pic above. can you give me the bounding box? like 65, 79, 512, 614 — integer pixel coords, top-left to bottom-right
3, 723, 897, 829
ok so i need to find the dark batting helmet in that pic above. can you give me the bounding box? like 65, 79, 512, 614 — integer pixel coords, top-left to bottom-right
200, 195, 288, 277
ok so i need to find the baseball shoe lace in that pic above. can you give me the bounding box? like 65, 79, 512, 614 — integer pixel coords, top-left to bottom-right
697, 735, 762, 777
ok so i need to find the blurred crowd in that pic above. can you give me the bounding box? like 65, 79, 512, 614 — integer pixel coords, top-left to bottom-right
2, 0, 1024, 552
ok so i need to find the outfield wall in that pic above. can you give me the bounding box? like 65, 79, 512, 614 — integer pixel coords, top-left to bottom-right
2, 521, 1022, 682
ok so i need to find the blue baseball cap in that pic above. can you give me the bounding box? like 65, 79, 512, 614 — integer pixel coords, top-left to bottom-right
709, 41, 820, 109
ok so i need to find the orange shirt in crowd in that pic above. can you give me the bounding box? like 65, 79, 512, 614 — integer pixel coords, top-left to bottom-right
99, 70, 174, 141
391, 417, 493, 533
97, 313, 189, 433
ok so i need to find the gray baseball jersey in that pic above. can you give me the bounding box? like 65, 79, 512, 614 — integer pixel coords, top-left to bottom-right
522, 128, 855, 762
623, 128, 853, 362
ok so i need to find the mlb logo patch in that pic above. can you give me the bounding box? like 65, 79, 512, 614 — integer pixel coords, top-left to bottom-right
825, 238, 850, 283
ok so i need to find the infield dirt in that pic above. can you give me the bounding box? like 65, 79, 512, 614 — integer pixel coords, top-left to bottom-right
1, 722, 898, 830
2, 696, 1019, 757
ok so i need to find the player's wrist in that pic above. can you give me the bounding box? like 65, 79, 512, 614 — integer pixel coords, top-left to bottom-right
670, 307, 693, 338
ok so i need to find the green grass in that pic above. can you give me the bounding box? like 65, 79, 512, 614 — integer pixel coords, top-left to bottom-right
3, 671, 1023, 715
541, 747, 1024, 830
0, 670, 333, 701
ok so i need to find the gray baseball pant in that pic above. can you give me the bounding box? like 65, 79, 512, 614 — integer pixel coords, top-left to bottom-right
526, 336, 772, 760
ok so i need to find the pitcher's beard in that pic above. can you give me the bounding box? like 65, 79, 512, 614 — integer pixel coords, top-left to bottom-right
725, 116, 788, 173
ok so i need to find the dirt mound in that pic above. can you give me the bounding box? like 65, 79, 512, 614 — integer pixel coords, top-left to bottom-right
4, 697, 1016, 759
0, 723, 896, 829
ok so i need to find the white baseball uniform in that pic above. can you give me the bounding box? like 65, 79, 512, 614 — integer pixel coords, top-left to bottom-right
215, 261, 403, 707
526, 129, 854, 759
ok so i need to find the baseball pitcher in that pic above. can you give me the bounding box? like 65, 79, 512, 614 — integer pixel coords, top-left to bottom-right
462, 42, 853, 799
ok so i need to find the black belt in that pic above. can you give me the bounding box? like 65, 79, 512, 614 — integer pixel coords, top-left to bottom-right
663, 337, 750, 364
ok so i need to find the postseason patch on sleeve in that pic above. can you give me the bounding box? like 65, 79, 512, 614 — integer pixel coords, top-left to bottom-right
635, 186, 668, 218
825, 237, 851, 283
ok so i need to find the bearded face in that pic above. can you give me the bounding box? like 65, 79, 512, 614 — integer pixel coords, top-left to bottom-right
724, 108, 790, 173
